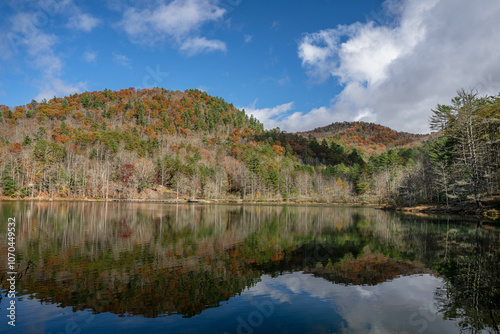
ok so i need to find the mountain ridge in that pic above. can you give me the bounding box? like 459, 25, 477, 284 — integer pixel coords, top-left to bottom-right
0, 87, 430, 201
297, 121, 432, 156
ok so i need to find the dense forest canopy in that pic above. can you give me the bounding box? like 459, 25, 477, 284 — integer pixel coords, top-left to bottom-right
298, 121, 430, 156
0, 88, 498, 206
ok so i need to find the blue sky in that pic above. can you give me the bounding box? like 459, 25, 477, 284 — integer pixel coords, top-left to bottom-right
1, 0, 500, 133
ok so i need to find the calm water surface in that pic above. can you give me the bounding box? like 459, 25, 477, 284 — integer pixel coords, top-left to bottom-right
0, 202, 499, 333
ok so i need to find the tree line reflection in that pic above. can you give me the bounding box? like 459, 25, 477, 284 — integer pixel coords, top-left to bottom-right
0, 202, 498, 331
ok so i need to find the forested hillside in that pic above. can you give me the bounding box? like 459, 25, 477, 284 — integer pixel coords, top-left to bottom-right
298, 121, 430, 156
0, 88, 498, 206
389, 89, 500, 208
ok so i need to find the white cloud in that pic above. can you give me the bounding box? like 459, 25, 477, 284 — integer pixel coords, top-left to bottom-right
0, 1, 90, 103
10, 20, 63, 78
244, 34, 253, 43
243, 273, 460, 333
117, 0, 227, 55
113, 53, 131, 68
34, 53, 63, 78
9, 13, 62, 77
298, 28, 347, 83
83, 51, 97, 62
245, 99, 377, 132
67, 13, 101, 32
10, 12, 58, 56
180, 37, 227, 56
7, 11, 86, 100
244, 101, 295, 130
265, 0, 500, 134
34, 77, 87, 102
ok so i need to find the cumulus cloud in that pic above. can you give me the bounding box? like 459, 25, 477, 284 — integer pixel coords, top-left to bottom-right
245, 99, 376, 132
180, 37, 227, 56
67, 13, 101, 32
117, 0, 227, 55
244, 101, 295, 130
34, 78, 87, 102
260, 0, 500, 133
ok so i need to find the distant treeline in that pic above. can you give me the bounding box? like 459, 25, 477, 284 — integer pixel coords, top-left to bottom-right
0, 88, 498, 205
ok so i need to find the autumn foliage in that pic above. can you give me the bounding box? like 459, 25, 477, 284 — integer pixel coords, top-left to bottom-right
0, 87, 445, 202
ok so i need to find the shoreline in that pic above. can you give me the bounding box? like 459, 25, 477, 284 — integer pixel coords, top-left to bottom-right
0, 196, 381, 207
380, 198, 499, 221
1, 196, 497, 221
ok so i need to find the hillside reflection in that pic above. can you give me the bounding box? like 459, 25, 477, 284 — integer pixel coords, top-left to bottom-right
0, 202, 498, 332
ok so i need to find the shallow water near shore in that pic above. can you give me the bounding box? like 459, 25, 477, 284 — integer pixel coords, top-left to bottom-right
1, 201, 499, 333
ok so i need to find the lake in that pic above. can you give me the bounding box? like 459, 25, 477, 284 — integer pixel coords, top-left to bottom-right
0, 202, 499, 333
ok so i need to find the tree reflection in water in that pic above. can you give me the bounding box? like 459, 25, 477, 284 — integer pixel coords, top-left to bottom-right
0, 201, 498, 332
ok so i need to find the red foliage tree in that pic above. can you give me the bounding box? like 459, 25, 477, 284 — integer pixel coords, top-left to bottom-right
120, 164, 135, 184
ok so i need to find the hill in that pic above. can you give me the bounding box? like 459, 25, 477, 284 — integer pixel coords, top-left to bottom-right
5, 87, 492, 206
0, 87, 382, 202
0, 87, 266, 199
298, 121, 431, 156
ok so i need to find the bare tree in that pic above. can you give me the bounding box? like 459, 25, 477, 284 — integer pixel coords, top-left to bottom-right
450, 89, 485, 208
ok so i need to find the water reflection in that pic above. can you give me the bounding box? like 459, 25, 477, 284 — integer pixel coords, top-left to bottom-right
0, 202, 499, 333
243, 273, 458, 334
